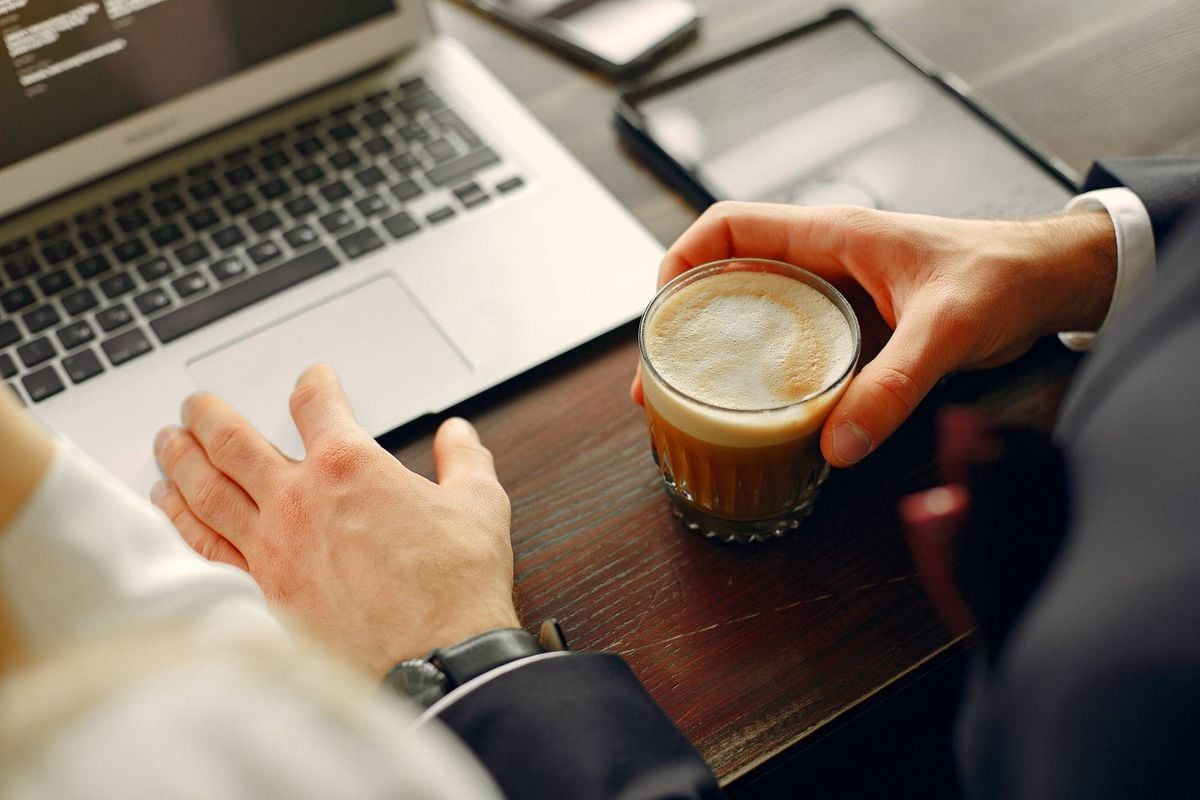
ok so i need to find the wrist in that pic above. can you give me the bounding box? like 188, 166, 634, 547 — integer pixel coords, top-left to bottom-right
1023, 211, 1117, 337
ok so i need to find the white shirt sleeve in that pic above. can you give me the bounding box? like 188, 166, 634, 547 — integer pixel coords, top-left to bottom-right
0, 439, 287, 656
1058, 187, 1157, 351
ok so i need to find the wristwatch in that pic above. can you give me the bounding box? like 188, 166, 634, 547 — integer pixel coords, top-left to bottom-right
383, 618, 568, 708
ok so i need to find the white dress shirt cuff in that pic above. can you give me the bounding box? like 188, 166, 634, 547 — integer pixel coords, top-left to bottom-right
1058, 187, 1156, 351
0, 439, 286, 656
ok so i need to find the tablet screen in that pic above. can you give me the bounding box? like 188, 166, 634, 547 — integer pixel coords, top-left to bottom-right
636, 15, 1072, 215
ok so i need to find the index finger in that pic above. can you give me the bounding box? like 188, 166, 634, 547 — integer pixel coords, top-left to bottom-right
658, 201, 862, 287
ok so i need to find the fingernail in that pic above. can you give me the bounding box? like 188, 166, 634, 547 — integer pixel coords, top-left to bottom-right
445, 416, 477, 439
832, 421, 872, 465
153, 427, 174, 457
150, 480, 170, 504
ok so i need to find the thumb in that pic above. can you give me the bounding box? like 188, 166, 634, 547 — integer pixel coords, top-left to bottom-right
821, 307, 963, 467
433, 416, 500, 489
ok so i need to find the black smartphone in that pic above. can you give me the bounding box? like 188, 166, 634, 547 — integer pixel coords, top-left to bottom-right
615, 8, 1076, 215
466, 0, 699, 78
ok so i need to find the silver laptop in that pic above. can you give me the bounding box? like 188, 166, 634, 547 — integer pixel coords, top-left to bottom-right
0, 1, 661, 492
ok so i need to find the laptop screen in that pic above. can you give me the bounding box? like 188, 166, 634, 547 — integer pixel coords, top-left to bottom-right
0, 0, 395, 171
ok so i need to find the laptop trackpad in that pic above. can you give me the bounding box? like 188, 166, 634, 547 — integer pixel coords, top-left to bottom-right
187, 274, 471, 459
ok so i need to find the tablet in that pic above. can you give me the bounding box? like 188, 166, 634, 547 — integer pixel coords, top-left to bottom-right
616, 9, 1076, 216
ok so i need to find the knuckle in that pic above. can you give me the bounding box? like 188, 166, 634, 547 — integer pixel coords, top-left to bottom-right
873, 365, 924, 414
312, 440, 367, 482
189, 472, 228, 518
288, 380, 320, 418
205, 421, 246, 466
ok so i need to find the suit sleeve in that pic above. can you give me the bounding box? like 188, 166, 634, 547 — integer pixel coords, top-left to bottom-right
428, 652, 722, 800
1083, 156, 1200, 248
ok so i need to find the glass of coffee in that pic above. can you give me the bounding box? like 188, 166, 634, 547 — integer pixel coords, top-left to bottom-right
639, 258, 860, 543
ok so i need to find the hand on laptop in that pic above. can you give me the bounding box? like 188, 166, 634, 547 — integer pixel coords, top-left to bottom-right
631, 201, 1117, 467
151, 363, 520, 677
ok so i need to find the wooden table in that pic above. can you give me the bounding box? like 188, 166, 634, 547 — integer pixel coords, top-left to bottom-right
387, 0, 1200, 791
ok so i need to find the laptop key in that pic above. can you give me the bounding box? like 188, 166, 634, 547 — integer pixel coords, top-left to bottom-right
248, 211, 282, 234
427, 207, 456, 225
210, 257, 248, 283
213, 225, 247, 249
150, 175, 180, 194
150, 222, 185, 247
96, 303, 134, 332
225, 164, 257, 186
0, 237, 30, 258
454, 182, 489, 208
75, 205, 107, 224
172, 272, 209, 298
496, 176, 525, 194
56, 320, 95, 350
4, 254, 38, 282
43, 239, 79, 265
337, 227, 384, 261
151, 246, 338, 344
0, 352, 14, 379
189, 179, 221, 201
425, 148, 499, 187
38, 269, 74, 296
0, 320, 20, 348
223, 145, 252, 164
382, 211, 420, 240
113, 190, 143, 209
137, 257, 173, 282
363, 109, 392, 129
62, 287, 99, 317
186, 208, 221, 232
36, 221, 69, 242
224, 193, 255, 215
76, 253, 113, 280
329, 149, 360, 170
425, 138, 457, 163
389, 179, 423, 202
247, 240, 282, 265
294, 137, 325, 157
296, 164, 326, 184
260, 150, 291, 172
80, 223, 115, 249
433, 109, 483, 149
328, 122, 358, 142
18, 337, 56, 368
355, 194, 389, 217
284, 225, 318, 249
99, 273, 136, 300
22, 365, 64, 403
23, 305, 61, 333
259, 177, 291, 199
284, 195, 317, 218
319, 210, 354, 234
116, 208, 150, 233
355, 167, 387, 188
320, 181, 351, 203
62, 348, 105, 384
153, 194, 187, 217
135, 287, 173, 315
114, 238, 148, 264
363, 136, 394, 156
175, 241, 210, 266
390, 153, 419, 174
1, 285, 35, 313
101, 327, 153, 366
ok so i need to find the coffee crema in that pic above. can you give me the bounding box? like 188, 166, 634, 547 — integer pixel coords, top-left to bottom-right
642, 271, 856, 449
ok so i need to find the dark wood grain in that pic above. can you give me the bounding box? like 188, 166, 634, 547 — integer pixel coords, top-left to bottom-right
395, 0, 1200, 786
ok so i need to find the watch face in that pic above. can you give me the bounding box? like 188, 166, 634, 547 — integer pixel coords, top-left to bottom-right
383, 659, 448, 708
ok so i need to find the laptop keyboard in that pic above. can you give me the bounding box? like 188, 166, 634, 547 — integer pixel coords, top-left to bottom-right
0, 75, 525, 406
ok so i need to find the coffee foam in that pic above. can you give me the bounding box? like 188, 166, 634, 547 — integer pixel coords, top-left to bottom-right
643, 271, 856, 447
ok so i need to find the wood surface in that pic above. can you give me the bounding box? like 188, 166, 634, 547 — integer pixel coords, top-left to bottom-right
383, 0, 1200, 785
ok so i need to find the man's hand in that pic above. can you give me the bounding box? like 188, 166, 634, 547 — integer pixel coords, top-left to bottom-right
632, 202, 1117, 466
151, 364, 519, 677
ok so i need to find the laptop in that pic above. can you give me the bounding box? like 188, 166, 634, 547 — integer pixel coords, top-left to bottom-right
0, 1, 662, 492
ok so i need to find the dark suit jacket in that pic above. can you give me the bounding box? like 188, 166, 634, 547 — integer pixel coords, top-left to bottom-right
956, 157, 1200, 798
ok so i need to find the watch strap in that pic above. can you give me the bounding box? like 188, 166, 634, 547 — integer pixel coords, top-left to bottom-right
430, 627, 544, 689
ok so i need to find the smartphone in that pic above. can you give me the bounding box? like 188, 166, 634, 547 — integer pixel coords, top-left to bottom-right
615, 8, 1076, 215
466, 0, 700, 78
